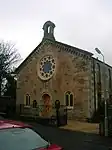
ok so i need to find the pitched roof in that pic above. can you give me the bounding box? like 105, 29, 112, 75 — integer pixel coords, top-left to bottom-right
56, 41, 93, 56
15, 39, 93, 74
15, 42, 43, 73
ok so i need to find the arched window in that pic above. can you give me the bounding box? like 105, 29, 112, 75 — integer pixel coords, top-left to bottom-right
26, 94, 30, 106
65, 94, 69, 106
48, 26, 50, 33
96, 63, 101, 109
65, 91, 74, 108
33, 100, 37, 108
70, 94, 73, 106
108, 69, 112, 99
97, 63, 101, 83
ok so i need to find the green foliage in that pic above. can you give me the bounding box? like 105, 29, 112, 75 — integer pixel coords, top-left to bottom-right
4, 74, 17, 99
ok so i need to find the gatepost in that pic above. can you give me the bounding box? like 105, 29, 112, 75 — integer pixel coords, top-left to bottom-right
55, 100, 60, 127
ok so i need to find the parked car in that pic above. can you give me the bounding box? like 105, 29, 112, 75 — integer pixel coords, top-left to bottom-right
0, 119, 62, 150
0, 115, 4, 119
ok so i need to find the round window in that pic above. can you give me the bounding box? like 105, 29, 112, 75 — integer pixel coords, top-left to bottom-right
38, 55, 56, 80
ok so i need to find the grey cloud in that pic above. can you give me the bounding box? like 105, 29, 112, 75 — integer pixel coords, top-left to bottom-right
0, 0, 112, 65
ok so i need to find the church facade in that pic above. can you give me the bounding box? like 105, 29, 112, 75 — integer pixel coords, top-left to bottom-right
15, 21, 112, 121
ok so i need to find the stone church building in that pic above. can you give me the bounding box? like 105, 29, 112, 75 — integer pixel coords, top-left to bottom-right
15, 21, 112, 121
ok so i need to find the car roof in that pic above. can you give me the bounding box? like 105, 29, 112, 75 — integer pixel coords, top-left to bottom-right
0, 120, 31, 130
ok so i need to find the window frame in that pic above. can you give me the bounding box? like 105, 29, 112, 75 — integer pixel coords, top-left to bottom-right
25, 94, 31, 107
65, 91, 74, 109
33, 100, 37, 108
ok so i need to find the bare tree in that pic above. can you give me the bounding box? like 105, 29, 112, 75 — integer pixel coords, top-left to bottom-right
0, 41, 21, 96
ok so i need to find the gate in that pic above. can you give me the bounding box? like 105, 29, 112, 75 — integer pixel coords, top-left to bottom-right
0, 96, 16, 117
57, 105, 67, 126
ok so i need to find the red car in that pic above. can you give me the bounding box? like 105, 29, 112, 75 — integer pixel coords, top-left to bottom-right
0, 119, 62, 150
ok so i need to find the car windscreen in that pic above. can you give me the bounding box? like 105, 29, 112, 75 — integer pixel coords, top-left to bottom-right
0, 116, 4, 119
0, 127, 48, 150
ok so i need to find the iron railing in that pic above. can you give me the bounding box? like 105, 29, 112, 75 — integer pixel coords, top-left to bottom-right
17, 104, 67, 118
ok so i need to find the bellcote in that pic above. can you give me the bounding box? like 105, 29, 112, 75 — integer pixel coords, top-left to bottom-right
42, 21, 56, 41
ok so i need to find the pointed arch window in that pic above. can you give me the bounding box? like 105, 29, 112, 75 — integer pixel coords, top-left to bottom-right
33, 100, 37, 108
65, 91, 74, 108
70, 94, 73, 106
96, 63, 101, 109
65, 94, 69, 106
26, 94, 30, 106
108, 69, 112, 99
97, 63, 101, 82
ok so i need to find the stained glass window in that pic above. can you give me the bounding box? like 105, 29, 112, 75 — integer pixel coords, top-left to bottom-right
43, 61, 52, 73
39, 55, 56, 80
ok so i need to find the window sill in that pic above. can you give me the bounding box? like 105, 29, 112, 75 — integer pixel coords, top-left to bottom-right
67, 106, 74, 110
24, 105, 31, 108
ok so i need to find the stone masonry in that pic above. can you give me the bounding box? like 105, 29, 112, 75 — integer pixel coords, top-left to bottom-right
16, 21, 112, 121
16, 39, 92, 120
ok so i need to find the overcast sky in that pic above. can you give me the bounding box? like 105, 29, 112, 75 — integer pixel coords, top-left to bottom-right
0, 0, 112, 65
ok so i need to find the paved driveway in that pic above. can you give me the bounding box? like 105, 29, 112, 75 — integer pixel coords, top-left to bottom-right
60, 120, 99, 134
30, 123, 112, 150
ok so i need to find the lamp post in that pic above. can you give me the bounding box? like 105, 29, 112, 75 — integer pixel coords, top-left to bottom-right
95, 48, 108, 137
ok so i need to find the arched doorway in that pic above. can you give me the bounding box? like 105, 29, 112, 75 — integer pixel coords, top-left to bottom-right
42, 94, 50, 104
41, 94, 51, 117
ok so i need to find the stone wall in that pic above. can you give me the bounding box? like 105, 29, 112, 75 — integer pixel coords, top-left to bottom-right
16, 40, 92, 120
92, 58, 112, 110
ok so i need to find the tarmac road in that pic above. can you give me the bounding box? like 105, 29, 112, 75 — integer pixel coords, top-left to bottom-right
30, 123, 112, 150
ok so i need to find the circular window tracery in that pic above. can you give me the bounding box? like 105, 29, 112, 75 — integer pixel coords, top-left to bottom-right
38, 55, 56, 80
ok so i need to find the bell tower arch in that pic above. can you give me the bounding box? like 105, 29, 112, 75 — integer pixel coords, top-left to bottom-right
42, 21, 56, 41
